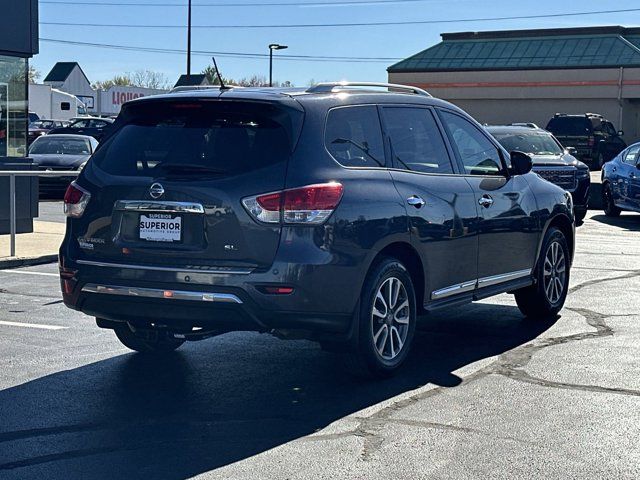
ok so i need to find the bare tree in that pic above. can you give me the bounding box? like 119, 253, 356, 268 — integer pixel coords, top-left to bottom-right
128, 70, 170, 90
28, 65, 40, 83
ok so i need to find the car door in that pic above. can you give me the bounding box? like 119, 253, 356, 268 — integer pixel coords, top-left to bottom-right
615, 145, 640, 209
380, 105, 479, 304
437, 108, 539, 287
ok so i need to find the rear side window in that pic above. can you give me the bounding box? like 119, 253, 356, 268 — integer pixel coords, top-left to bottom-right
325, 105, 385, 167
383, 107, 453, 174
92, 101, 300, 177
623, 145, 640, 165
546, 117, 592, 136
439, 110, 503, 176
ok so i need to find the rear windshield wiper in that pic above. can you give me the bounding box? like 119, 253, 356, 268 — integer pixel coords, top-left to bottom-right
155, 163, 228, 176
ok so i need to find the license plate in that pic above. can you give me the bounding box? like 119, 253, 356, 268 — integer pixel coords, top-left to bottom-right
139, 214, 182, 243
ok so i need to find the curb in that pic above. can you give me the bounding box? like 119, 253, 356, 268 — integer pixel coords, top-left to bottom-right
0, 254, 58, 270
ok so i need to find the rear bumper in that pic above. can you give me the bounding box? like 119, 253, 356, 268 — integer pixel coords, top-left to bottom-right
59, 247, 362, 338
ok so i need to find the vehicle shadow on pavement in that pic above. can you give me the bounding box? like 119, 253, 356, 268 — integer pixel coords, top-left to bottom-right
0, 302, 555, 479
591, 213, 640, 231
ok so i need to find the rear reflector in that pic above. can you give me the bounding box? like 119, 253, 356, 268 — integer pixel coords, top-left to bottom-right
257, 286, 295, 295
63, 181, 91, 218
242, 182, 343, 225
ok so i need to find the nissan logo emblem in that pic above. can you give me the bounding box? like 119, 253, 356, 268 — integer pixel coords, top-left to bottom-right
149, 183, 165, 199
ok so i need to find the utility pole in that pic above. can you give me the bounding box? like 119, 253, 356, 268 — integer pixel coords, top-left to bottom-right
187, 0, 192, 78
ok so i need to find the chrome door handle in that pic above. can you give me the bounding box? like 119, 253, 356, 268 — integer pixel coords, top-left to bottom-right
406, 195, 425, 208
478, 195, 494, 208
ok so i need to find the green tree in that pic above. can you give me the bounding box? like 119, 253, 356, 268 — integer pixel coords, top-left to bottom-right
201, 65, 234, 86
92, 75, 133, 90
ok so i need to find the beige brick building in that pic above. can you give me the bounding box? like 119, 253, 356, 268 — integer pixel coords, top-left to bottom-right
388, 26, 640, 143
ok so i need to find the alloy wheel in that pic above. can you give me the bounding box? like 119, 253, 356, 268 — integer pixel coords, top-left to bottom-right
370, 276, 410, 361
543, 241, 566, 304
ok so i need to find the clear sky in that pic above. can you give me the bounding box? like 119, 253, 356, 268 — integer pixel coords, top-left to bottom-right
33, 0, 640, 88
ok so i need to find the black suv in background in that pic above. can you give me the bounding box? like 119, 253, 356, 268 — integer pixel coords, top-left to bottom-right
60, 82, 575, 377
487, 125, 590, 224
545, 113, 626, 170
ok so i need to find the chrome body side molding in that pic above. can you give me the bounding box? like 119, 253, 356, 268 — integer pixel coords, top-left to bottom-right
81, 284, 243, 304
431, 280, 476, 300
477, 269, 532, 288
431, 269, 532, 300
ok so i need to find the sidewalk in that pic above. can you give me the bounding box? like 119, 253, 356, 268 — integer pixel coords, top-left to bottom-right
0, 221, 64, 269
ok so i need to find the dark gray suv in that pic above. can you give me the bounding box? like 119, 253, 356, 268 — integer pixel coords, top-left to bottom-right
60, 82, 575, 377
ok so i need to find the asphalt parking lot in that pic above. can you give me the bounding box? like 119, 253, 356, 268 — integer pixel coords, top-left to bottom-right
0, 210, 638, 479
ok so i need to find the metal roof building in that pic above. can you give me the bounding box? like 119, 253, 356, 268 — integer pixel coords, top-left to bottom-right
388, 26, 640, 142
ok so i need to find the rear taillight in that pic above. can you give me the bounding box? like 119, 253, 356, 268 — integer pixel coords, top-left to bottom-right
242, 182, 343, 225
63, 181, 91, 218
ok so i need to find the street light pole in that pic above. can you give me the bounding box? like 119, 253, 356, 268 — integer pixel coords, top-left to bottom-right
187, 0, 192, 78
268, 43, 288, 87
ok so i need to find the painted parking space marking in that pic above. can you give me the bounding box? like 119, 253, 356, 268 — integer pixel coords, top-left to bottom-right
0, 270, 58, 277
0, 320, 67, 330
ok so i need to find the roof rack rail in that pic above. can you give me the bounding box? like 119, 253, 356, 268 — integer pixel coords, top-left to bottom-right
169, 85, 241, 93
306, 82, 431, 97
509, 122, 540, 129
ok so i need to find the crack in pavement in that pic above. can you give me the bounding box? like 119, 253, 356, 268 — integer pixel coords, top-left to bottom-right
346, 305, 638, 461
568, 270, 640, 294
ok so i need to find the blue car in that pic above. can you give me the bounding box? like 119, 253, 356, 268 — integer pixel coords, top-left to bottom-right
602, 142, 640, 216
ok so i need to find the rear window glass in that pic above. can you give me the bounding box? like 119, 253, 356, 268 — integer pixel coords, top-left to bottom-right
91, 101, 299, 177
546, 117, 592, 136
325, 105, 385, 167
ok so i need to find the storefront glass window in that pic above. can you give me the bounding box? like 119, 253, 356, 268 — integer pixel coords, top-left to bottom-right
0, 55, 28, 158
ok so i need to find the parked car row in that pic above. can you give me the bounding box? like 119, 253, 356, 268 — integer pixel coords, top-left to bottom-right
23, 116, 113, 197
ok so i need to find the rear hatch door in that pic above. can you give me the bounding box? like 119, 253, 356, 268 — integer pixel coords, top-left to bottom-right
72, 98, 303, 270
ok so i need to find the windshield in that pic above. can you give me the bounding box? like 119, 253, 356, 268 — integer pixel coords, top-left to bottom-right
30, 137, 91, 155
92, 102, 299, 177
30, 120, 55, 129
491, 132, 563, 155
546, 117, 592, 136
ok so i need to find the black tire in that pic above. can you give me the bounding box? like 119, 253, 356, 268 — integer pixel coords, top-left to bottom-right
346, 258, 417, 378
574, 210, 586, 225
114, 325, 185, 353
602, 183, 621, 217
514, 227, 570, 319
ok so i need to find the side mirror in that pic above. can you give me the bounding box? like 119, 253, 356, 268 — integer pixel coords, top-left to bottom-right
566, 146, 577, 156
618, 130, 624, 137
510, 151, 533, 175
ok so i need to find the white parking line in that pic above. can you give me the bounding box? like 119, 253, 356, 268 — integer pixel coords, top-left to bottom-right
0, 270, 58, 277
0, 320, 67, 330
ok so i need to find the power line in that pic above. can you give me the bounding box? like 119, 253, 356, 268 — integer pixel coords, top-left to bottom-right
39, 37, 403, 63
39, 8, 640, 29
41, 0, 438, 7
